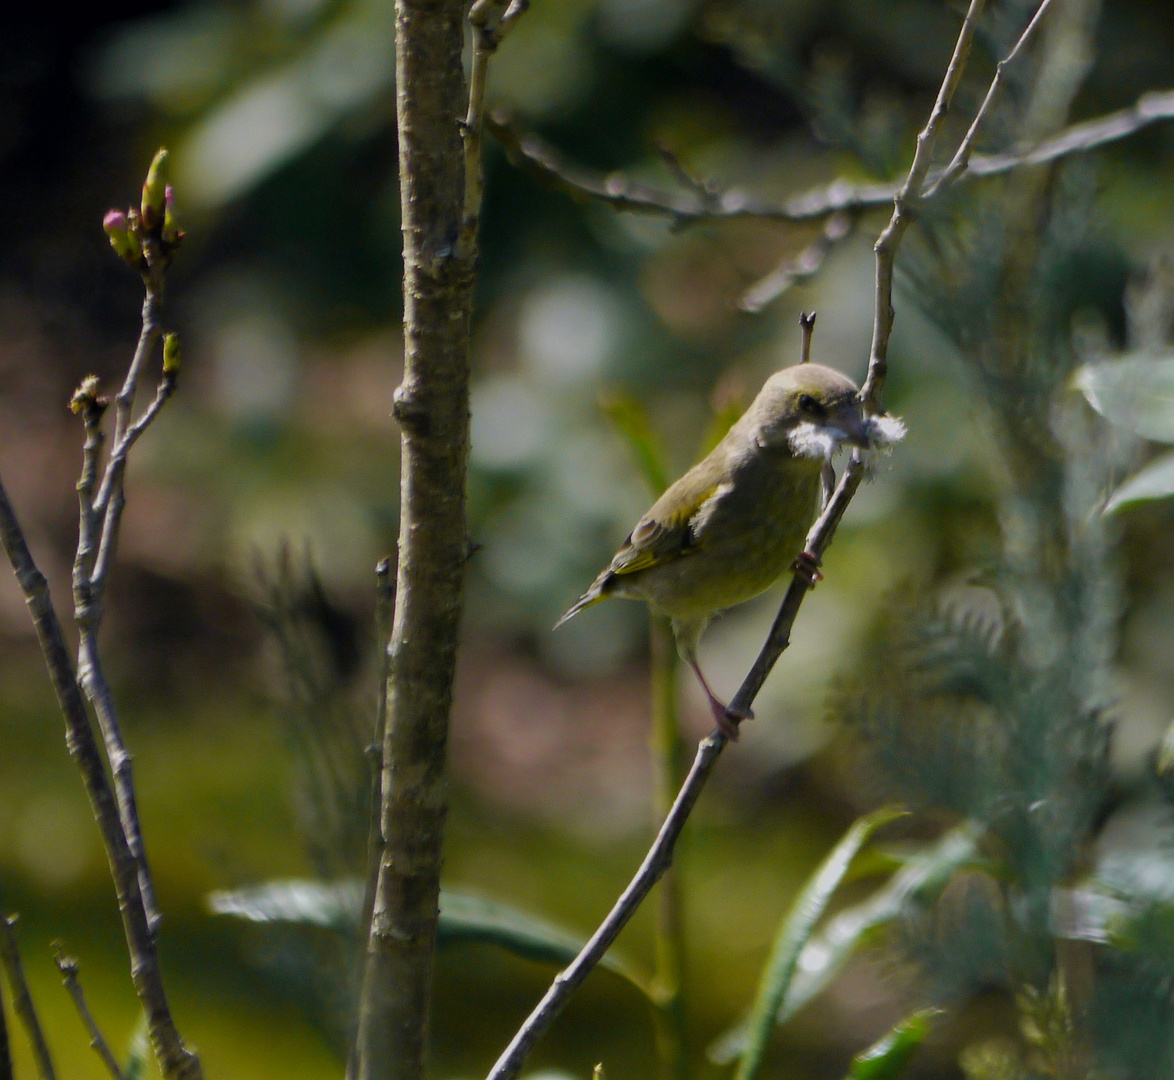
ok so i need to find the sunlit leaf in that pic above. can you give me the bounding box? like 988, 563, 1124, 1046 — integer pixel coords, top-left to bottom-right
848, 1008, 941, 1080
208, 879, 362, 931
599, 391, 670, 495
1104, 450, 1174, 513
711, 821, 983, 1065
1075, 356, 1174, 443
208, 880, 651, 994
733, 807, 908, 1080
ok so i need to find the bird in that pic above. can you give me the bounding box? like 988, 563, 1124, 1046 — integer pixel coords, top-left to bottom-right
555, 362, 903, 738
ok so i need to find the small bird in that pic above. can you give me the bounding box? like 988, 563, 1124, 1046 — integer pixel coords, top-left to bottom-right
555, 362, 903, 737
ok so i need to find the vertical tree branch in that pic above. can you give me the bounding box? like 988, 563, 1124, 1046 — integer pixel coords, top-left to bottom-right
355, 0, 497, 1074
0, 917, 55, 1080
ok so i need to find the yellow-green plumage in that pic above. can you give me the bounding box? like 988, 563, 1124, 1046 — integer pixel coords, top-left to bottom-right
556, 363, 875, 729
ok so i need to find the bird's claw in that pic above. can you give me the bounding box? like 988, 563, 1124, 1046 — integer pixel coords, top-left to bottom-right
791, 550, 823, 586
711, 701, 753, 740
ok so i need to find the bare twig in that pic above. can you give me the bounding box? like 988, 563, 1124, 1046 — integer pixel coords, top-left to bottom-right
0, 916, 56, 1080
488, 85, 1174, 229
0, 963, 12, 1080
73, 364, 179, 938
347, 558, 396, 1080
925, 0, 1058, 197
53, 946, 126, 1080
0, 474, 201, 1080
740, 214, 852, 313
458, 0, 529, 259
798, 312, 817, 365
483, 7, 987, 1079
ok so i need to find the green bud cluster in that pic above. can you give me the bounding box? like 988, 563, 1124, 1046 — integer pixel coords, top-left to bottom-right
102, 148, 184, 271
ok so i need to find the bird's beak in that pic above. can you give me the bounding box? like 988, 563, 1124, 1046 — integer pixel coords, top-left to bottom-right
830, 405, 870, 448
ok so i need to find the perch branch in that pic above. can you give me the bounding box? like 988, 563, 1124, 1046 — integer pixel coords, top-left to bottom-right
483, 5, 987, 1078
0, 917, 55, 1080
53, 947, 126, 1080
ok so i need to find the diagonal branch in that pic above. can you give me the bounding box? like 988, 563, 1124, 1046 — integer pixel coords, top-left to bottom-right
0, 474, 201, 1080
0, 916, 55, 1080
483, 6, 988, 1078
54, 947, 126, 1080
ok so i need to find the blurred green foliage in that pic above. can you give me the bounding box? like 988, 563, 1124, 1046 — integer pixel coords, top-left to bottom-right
3, 0, 1174, 1078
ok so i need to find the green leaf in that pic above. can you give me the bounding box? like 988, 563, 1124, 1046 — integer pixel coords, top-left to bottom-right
733, 807, 908, 1080
436, 891, 651, 995
208, 880, 651, 995
848, 1008, 941, 1080
1104, 450, 1174, 513
710, 821, 982, 1065
1075, 356, 1174, 443
599, 391, 670, 495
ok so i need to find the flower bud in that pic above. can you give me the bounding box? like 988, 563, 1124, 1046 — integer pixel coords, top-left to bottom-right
162, 185, 181, 243
162, 332, 181, 374
141, 148, 170, 229
69, 375, 105, 415
103, 209, 135, 260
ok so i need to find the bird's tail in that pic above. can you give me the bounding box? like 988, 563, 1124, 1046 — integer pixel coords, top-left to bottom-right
553, 583, 607, 630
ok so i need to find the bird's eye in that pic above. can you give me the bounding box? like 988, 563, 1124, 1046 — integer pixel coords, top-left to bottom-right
797, 393, 821, 415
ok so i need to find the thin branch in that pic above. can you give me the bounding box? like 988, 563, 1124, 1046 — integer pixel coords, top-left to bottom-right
348, 558, 396, 1080
0, 473, 201, 1080
739, 213, 853, 313
0, 959, 12, 1080
53, 947, 126, 1080
925, 0, 1058, 197
484, 6, 986, 1078
458, 0, 529, 259
799, 312, 817, 365
0, 916, 56, 1080
488, 85, 1174, 228
73, 369, 178, 937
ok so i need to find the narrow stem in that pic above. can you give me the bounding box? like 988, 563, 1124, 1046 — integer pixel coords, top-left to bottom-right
77, 631, 161, 934
649, 616, 689, 1080
54, 947, 126, 1080
0, 475, 201, 1080
0, 962, 12, 1080
349, 558, 395, 1080
0, 917, 55, 1080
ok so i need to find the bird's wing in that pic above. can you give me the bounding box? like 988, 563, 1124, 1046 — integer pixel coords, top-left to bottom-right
608, 464, 727, 578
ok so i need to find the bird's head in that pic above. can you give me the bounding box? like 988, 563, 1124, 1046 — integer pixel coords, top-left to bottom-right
748, 363, 905, 460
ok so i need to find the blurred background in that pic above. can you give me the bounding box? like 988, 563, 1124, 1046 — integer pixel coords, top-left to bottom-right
2, 0, 1174, 1077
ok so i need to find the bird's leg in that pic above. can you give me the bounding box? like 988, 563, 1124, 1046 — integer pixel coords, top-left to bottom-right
689, 660, 753, 739
791, 550, 823, 586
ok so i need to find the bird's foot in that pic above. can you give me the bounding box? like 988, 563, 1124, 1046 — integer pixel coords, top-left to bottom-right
791, 550, 823, 587
709, 699, 753, 740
